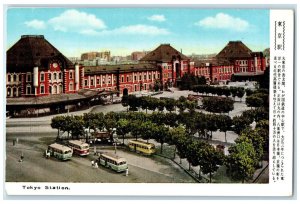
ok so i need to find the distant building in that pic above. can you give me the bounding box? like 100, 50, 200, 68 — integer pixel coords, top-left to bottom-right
131, 51, 150, 61
81, 51, 111, 61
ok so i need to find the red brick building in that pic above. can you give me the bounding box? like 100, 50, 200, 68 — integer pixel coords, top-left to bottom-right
6, 35, 84, 98
6, 37, 267, 100
192, 41, 267, 82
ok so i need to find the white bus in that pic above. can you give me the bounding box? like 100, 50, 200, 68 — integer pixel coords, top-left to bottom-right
98, 153, 128, 172
47, 143, 73, 160
68, 140, 90, 156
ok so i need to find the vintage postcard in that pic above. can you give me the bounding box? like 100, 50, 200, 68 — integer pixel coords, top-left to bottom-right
3, 5, 294, 197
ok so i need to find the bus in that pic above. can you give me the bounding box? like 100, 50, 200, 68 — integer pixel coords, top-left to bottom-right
98, 153, 128, 172
68, 140, 89, 156
128, 140, 156, 155
47, 143, 73, 161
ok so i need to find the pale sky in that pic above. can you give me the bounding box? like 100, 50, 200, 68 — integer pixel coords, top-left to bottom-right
6, 8, 270, 57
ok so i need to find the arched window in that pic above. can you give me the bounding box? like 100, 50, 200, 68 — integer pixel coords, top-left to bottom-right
59, 84, 63, 93
7, 75, 11, 82
7, 87, 11, 97
54, 73, 57, 80
13, 87, 17, 97
53, 85, 57, 94
13, 74, 17, 82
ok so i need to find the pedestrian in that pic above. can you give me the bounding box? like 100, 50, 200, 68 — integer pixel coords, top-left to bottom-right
19, 154, 24, 162
125, 168, 129, 176
94, 162, 98, 169
91, 160, 94, 167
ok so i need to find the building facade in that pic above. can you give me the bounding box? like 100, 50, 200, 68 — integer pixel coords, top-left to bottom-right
6, 37, 267, 99
6, 35, 84, 98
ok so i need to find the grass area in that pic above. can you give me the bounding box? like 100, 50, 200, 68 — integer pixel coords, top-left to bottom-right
155, 144, 176, 159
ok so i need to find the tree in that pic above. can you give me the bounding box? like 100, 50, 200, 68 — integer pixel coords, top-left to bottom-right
199, 144, 224, 183
70, 115, 85, 139
140, 121, 155, 143
121, 95, 129, 111
153, 125, 169, 154
116, 119, 130, 144
232, 116, 251, 135
130, 120, 142, 142
127, 95, 140, 111
246, 95, 264, 108
202, 97, 234, 114
165, 98, 176, 112
169, 125, 187, 159
176, 96, 187, 113
206, 114, 218, 139
226, 138, 257, 183
236, 87, 245, 102
217, 115, 232, 143
51, 116, 66, 140
238, 128, 265, 166
104, 112, 117, 136
154, 79, 162, 92
157, 99, 166, 112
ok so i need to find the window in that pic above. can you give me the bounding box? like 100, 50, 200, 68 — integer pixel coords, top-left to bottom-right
139, 74, 142, 81
144, 74, 146, 80
69, 83, 74, 91
13, 75, 17, 82
40, 73, 45, 82
59, 72, 62, 80
134, 75, 137, 81
69, 71, 73, 79
49, 86, 52, 94
26, 73, 31, 82
157, 74, 160, 79
97, 78, 100, 85
91, 78, 94, 86
19, 75, 22, 82
54, 73, 57, 80
49, 73, 52, 80
7, 75, 11, 82
7, 87, 11, 97
26, 85, 31, 95
40, 85, 45, 94
84, 79, 88, 86
126, 76, 129, 82
121, 76, 124, 83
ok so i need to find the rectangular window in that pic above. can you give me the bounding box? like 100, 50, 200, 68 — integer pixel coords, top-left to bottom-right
134, 75, 137, 81
149, 74, 151, 80
70, 71, 73, 79
40, 86, 44, 94
69, 83, 74, 91
7, 75, 11, 82
59, 73, 62, 80
126, 76, 129, 82
121, 76, 124, 83
91, 78, 94, 86
26, 86, 31, 94
18, 75, 22, 82
26, 73, 31, 82
41, 73, 44, 82
139, 75, 142, 81
97, 78, 100, 85
84, 79, 88, 86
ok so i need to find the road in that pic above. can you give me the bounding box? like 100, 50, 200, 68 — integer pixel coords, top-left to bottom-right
6, 122, 195, 183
